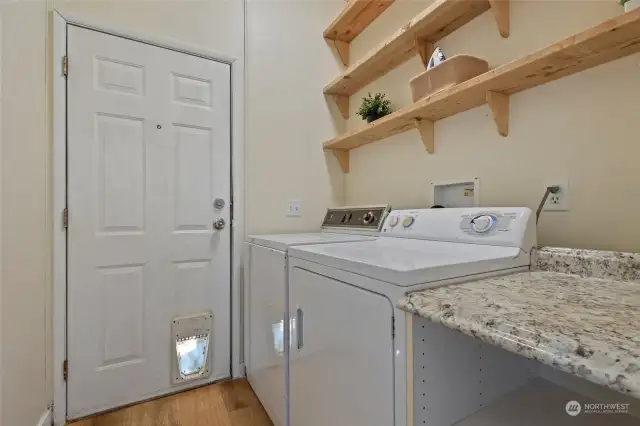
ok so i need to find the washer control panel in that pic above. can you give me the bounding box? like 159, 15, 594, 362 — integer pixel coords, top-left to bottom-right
382, 208, 535, 250
460, 212, 515, 236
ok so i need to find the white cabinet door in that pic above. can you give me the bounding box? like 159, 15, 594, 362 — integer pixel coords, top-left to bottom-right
288, 267, 395, 426
67, 26, 231, 418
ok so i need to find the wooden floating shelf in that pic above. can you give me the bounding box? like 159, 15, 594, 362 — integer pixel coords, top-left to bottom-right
324, 0, 396, 66
326, 9, 640, 173
324, 0, 510, 118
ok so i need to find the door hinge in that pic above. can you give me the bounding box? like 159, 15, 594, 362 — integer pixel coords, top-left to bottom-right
63, 360, 68, 381
63, 207, 69, 229
62, 55, 68, 77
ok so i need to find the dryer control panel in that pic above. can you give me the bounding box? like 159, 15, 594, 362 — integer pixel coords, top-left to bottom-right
322, 205, 391, 231
382, 207, 536, 251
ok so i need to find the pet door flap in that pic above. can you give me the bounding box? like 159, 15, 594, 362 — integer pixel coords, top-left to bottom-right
171, 312, 213, 385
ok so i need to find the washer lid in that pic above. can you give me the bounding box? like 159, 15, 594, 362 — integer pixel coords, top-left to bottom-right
288, 238, 526, 287
247, 232, 377, 251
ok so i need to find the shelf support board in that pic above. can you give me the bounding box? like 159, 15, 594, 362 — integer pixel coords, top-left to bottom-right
489, 0, 510, 38
328, 38, 350, 66
332, 149, 350, 173
486, 91, 509, 137
332, 94, 349, 119
414, 119, 434, 153
415, 39, 435, 67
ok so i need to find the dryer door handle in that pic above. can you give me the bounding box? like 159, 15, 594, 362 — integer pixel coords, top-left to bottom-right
295, 307, 304, 351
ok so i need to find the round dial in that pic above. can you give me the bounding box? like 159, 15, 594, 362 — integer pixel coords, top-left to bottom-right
388, 216, 399, 227
471, 215, 495, 233
402, 216, 415, 228
362, 211, 376, 224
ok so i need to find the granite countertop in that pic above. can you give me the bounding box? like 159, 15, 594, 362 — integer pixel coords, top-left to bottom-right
397, 247, 640, 399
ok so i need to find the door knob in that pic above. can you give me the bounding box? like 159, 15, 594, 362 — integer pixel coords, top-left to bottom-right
213, 218, 226, 230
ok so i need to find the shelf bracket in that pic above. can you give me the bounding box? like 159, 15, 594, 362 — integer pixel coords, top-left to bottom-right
327, 38, 350, 67
332, 95, 349, 119
489, 0, 510, 38
415, 39, 435, 66
486, 91, 509, 137
332, 149, 350, 173
414, 119, 434, 153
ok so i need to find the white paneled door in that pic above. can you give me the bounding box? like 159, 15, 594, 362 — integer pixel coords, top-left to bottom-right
66, 26, 231, 418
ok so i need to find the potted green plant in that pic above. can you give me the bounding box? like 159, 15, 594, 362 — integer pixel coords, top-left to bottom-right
621, 0, 640, 12
357, 93, 392, 123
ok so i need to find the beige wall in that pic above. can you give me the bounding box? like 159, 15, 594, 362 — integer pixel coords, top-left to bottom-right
245, 0, 345, 235
343, 0, 640, 252
0, 0, 342, 423
0, 0, 636, 424
1, 1, 244, 424
1, 1, 49, 425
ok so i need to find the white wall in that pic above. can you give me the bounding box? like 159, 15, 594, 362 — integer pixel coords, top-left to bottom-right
0, 1, 244, 424
343, 0, 640, 252
245, 0, 345, 235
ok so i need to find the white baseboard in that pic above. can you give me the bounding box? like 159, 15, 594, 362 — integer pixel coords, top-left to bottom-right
234, 362, 246, 378
37, 408, 52, 426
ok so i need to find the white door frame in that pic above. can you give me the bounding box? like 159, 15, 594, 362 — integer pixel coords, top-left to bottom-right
52, 10, 245, 425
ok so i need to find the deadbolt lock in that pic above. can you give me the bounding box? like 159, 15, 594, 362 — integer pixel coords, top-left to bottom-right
213, 198, 225, 209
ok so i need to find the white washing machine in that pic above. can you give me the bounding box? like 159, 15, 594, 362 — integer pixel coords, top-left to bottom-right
286, 207, 536, 426
245, 205, 390, 426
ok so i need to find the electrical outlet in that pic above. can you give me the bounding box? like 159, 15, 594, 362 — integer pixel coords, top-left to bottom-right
543, 180, 569, 211
286, 199, 301, 217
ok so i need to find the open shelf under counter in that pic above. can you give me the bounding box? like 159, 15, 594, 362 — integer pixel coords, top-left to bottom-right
455, 379, 639, 426
408, 315, 640, 426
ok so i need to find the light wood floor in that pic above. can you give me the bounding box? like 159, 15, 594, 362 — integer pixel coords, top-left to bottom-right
67, 379, 273, 426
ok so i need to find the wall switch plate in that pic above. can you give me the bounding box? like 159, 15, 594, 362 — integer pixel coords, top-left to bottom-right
543, 180, 569, 211
286, 199, 301, 217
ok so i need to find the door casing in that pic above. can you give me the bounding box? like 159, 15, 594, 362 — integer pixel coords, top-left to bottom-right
51, 10, 246, 425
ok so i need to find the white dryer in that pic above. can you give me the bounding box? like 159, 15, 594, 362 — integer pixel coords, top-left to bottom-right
245, 205, 390, 426
286, 207, 536, 426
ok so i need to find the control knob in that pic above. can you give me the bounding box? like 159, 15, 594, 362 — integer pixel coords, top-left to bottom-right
341, 212, 353, 223
402, 216, 415, 228
471, 215, 495, 233
362, 211, 376, 224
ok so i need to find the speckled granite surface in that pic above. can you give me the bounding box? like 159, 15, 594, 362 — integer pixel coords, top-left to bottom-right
537, 247, 640, 282
398, 248, 640, 399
